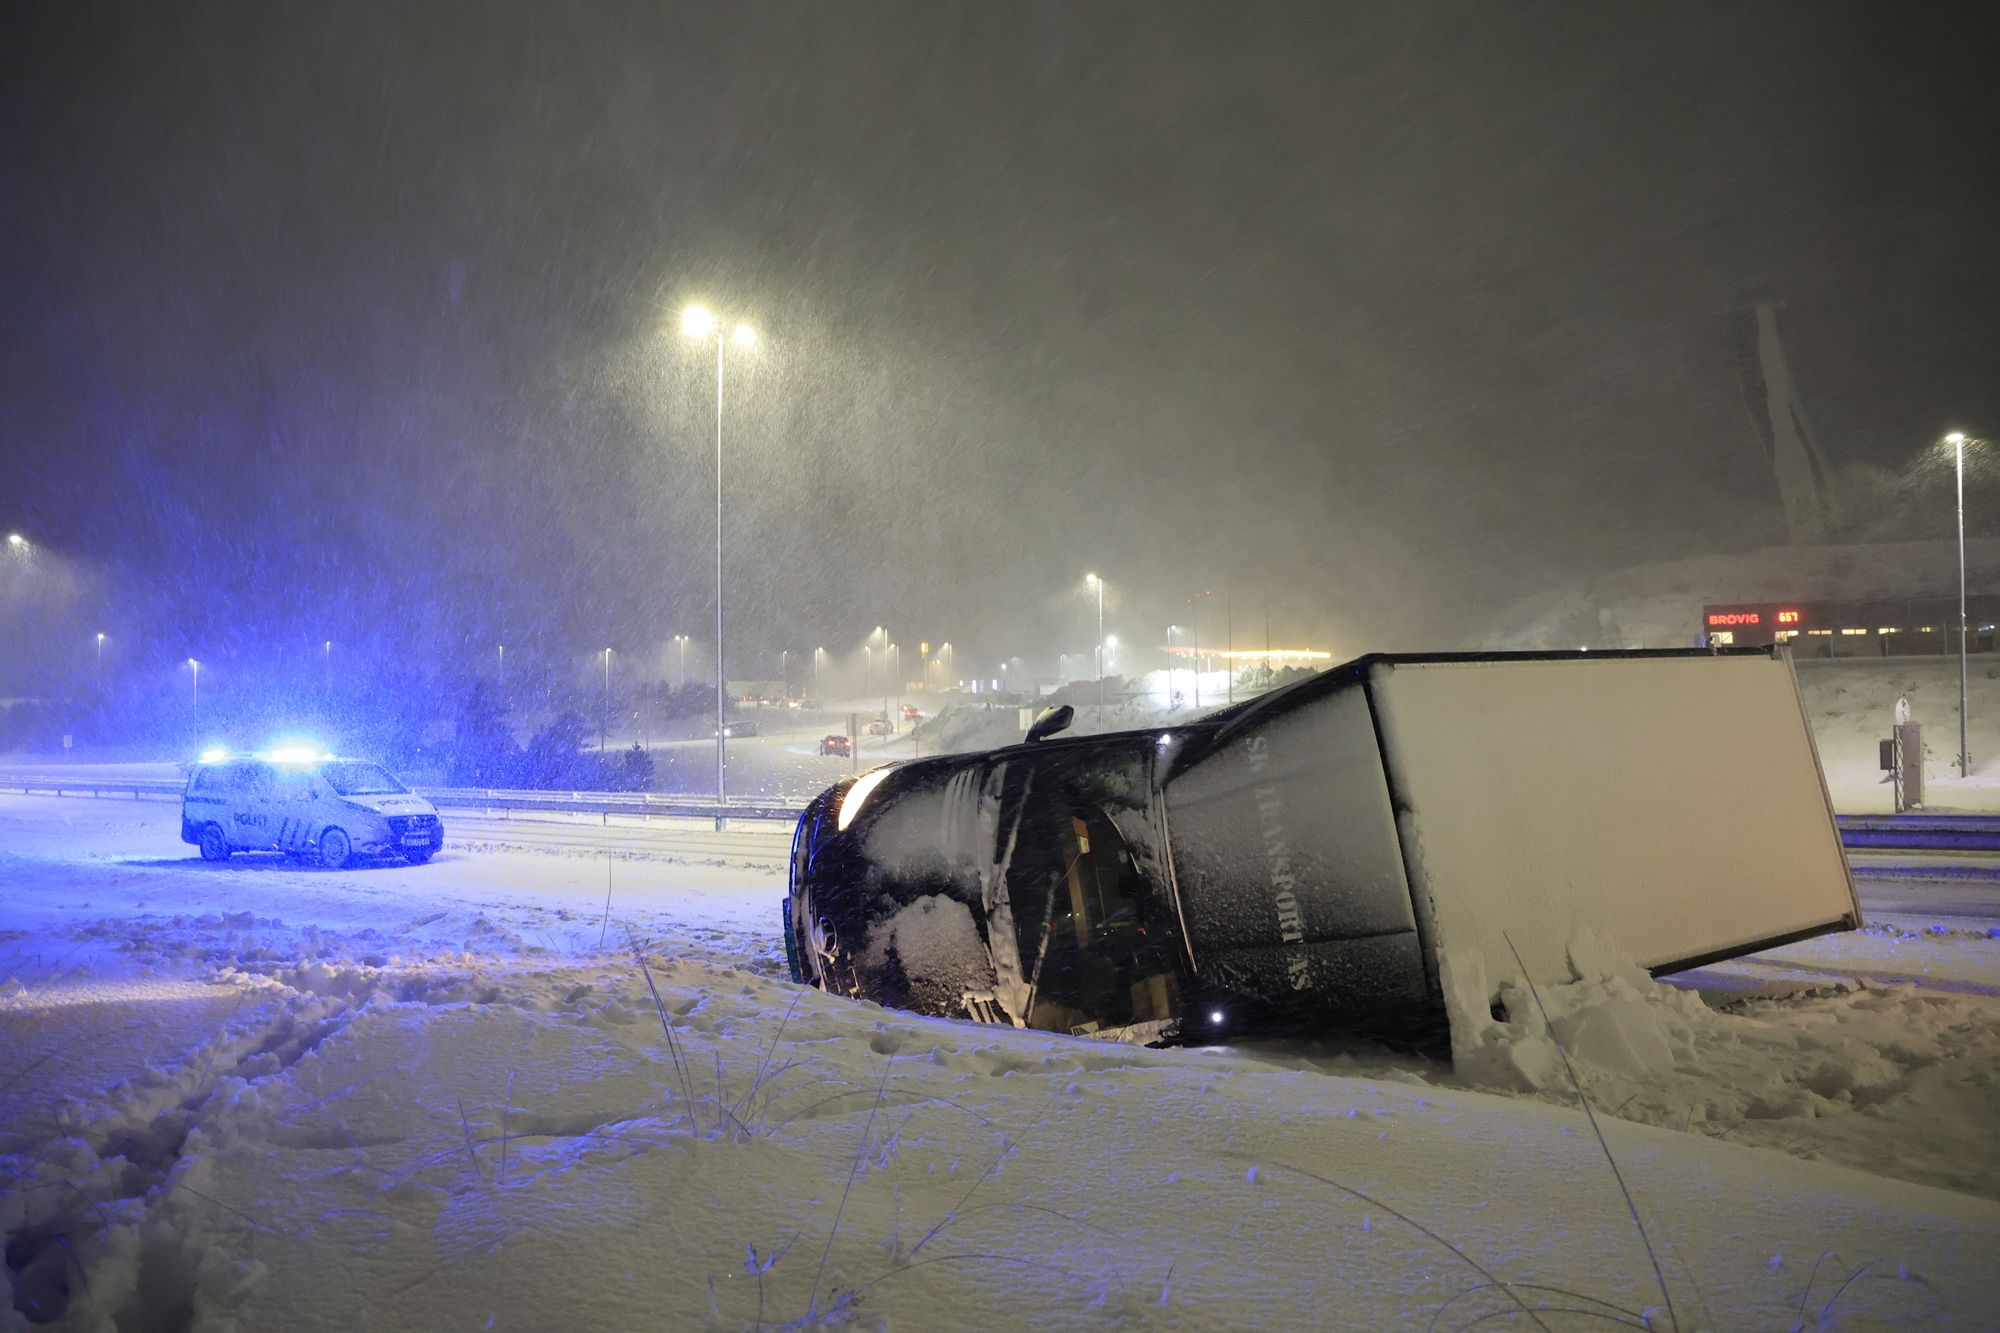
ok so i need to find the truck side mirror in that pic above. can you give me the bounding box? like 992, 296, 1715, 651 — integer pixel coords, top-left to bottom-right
1025, 704, 1074, 743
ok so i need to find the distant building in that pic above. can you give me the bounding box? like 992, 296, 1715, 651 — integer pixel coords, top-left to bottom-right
1701, 596, 2000, 657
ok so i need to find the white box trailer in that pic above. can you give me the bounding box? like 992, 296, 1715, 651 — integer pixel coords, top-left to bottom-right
1362, 651, 1858, 1025
786, 648, 1861, 1049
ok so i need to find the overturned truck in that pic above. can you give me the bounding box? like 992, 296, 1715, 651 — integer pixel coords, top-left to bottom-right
783, 649, 1859, 1048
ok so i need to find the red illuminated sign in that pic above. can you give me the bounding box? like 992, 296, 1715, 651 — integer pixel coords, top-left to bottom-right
1776, 609, 1802, 624
1707, 612, 1760, 626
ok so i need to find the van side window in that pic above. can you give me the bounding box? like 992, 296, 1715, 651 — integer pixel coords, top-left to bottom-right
212, 762, 257, 794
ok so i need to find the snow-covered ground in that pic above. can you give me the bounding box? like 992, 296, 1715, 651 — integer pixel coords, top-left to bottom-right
4, 793, 1998, 1328
1797, 656, 2000, 813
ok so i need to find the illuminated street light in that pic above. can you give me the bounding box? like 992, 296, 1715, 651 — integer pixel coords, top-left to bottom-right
95, 632, 105, 682
187, 659, 200, 739
683, 303, 759, 829
6, 533, 23, 548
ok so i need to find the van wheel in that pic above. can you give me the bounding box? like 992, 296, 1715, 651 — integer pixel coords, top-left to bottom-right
198, 824, 231, 862
318, 826, 353, 870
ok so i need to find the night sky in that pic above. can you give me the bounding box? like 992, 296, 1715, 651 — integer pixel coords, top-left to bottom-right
5, 1, 1998, 693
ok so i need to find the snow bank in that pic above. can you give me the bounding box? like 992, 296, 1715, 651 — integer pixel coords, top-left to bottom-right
7, 953, 1996, 1329
1446, 928, 2000, 1198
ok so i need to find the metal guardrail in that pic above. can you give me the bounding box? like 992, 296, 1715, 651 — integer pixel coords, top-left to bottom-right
0, 773, 807, 823
1836, 813, 2000, 852
423, 787, 806, 822
10, 774, 1987, 848
0, 775, 181, 800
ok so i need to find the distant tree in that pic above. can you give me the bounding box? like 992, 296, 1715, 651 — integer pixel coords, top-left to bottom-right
520, 711, 597, 789
446, 677, 518, 785
0, 700, 61, 752
612, 742, 655, 792
662, 681, 717, 719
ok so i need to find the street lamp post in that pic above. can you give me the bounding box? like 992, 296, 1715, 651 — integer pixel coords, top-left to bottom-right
683, 305, 757, 829
871, 626, 888, 720
324, 639, 332, 700
1949, 432, 1972, 776
95, 632, 105, 683
1086, 573, 1105, 711
813, 647, 823, 717
188, 659, 200, 740
602, 647, 613, 758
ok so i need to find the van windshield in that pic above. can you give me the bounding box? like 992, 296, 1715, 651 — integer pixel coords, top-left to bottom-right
320, 761, 408, 796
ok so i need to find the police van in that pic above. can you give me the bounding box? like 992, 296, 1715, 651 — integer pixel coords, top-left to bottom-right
180, 749, 444, 869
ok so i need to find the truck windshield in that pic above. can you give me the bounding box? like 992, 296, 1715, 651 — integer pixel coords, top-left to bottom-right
320, 761, 408, 796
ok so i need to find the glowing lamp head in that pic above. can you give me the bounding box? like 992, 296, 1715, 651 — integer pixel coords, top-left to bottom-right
732, 323, 756, 348
681, 305, 717, 337
6, 533, 23, 547
1085, 572, 1098, 586
1947, 432, 1967, 445
187, 658, 199, 668
1208, 1009, 1225, 1026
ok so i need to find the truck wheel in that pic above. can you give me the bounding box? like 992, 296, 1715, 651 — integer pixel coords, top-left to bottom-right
198, 824, 231, 862
318, 826, 353, 870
